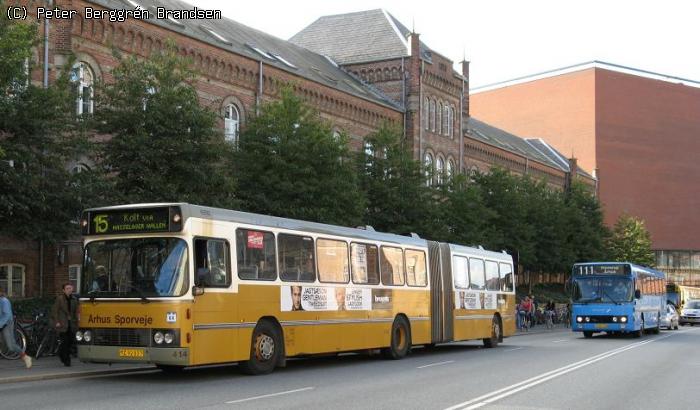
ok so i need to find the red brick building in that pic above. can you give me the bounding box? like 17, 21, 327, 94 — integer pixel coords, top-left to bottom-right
1, 1, 595, 297
471, 61, 700, 284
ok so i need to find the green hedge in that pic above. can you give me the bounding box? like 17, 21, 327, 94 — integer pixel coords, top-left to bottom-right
10, 297, 55, 321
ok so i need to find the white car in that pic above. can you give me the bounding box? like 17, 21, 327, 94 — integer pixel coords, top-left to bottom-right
680, 300, 700, 326
660, 303, 679, 330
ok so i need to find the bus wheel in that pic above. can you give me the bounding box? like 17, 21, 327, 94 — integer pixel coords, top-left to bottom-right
583, 331, 593, 338
633, 319, 644, 338
651, 315, 661, 334
382, 316, 411, 360
483, 316, 501, 348
240, 321, 281, 375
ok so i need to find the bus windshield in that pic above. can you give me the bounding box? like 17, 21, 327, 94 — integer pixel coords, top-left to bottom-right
82, 238, 189, 298
572, 277, 633, 303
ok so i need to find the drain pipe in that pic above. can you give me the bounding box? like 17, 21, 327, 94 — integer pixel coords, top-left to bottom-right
40, 0, 52, 296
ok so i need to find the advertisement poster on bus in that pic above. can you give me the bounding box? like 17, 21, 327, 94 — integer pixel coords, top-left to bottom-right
281, 286, 372, 311
455, 291, 498, 310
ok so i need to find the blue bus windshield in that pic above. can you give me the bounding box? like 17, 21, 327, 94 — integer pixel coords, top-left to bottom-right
573, 277, 633, 303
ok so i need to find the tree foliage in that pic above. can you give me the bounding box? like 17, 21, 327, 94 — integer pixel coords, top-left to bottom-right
234, 89, 364, 226
607, 214, 655, 266
95, 44, 236, 207
358, 124, 438, 236
0, 12, 95, 242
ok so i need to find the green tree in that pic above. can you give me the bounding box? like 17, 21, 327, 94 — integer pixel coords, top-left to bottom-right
234, 89, 364, 226
0, 11, 95, 242
436, 173, 494, 247
563, 181, 609, 263
607, 214, 655, 266
358, 125, 439, 236
96, 44, 236, 207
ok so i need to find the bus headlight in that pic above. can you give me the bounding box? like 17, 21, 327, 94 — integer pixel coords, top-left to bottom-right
576, 316, 583, 323
154, 331, 164, 345
75, 331, 83, 342
585, 317, 590, 322
620, 316, 628, 323
612, 317, 618, 322
83, 330, 92, 343
164, 331, 174, 344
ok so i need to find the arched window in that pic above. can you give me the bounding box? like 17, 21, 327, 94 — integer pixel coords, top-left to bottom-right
424, 152, 434, 186
436, 156, 444, 185
429, 100, 436, 132
449, 106, 455, 137
423, 97, 429, 130
447, 159, 455, 180
437, 102, 443, 135
0, 264, 25, 297
443, 105, 450, 136
71, 62, 94, 115
224, 103, 240, 143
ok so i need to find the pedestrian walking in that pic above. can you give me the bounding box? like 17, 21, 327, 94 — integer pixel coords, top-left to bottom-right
0, 286, 32, 368
51, 283, 78, 367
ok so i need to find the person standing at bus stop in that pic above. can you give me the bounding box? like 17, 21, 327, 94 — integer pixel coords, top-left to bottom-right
0, 286, 32, 368
51, 283, 78, 366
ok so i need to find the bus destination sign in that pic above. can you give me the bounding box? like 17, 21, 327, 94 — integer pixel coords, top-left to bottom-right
573, 264, 630, 276
83, 206, 181, 235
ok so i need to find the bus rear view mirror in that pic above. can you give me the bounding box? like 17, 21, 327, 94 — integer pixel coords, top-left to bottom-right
192, 285, 205, 297
634, 289, 641, 299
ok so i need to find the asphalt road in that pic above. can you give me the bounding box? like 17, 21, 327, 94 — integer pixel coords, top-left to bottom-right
2, 326, 698, 410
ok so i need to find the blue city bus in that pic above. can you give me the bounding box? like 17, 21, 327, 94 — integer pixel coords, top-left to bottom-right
570, 262, 666, 338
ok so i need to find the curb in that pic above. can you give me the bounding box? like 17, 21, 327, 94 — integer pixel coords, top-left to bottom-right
0, 365, 157, 385
511, 326, 570, 337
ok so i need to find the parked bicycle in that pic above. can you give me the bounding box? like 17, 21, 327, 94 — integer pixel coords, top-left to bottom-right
0, 317, 28, 360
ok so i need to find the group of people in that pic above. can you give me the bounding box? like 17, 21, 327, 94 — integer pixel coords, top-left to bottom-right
516, 295, 559, 331
0, 282, 78, 369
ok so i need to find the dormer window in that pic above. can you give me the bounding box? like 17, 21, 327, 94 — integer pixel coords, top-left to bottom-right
271, 54, 297, 69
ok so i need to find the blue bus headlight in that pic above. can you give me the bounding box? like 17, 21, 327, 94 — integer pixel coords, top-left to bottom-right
577, 316, 583, 323
620, 316, 628, 323
612, 317, 618, 322
585, 317, 590, 322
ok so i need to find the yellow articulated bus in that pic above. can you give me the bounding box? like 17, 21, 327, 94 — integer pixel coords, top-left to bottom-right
77, 203, 516, 374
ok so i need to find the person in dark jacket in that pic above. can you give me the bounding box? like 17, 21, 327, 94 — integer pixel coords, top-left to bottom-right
51, 283, 78, 366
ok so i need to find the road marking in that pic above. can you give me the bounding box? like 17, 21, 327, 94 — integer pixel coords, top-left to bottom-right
417, 360, 455, 369
504, 347, 524, 352
445, 331, 683, 410
551, 339, 567, 343
226, 387, 315, 404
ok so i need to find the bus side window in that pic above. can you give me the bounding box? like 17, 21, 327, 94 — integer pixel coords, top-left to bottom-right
194, 238, 230, 287
236, 229, 277, 281
484, 261, 499, 291
351, 243, 379, 285
380, 246, 404, 286
317, 238, 349, 284
468, 258, 485, 290
499, 263, 514, 292
405, 249, 427, 287
452, 256, 469, 289
278, 234, 316, 282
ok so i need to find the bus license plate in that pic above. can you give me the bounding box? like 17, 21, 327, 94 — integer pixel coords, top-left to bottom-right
595, 324, 607, 329
119, 348, 145, 358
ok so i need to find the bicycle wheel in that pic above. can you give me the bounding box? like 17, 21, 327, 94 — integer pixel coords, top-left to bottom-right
36, 330, 57, 359
0, 325, 27, 360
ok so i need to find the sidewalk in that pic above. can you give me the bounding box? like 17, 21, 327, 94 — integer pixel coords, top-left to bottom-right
0, 355, 155, 384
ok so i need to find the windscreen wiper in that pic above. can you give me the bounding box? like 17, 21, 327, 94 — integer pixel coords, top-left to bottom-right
601, 289, 622, 305
118, 284, 151, 304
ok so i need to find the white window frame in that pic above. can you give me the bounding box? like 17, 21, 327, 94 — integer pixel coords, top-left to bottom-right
436, 156, 445, 185
68, 264, 81, 293
0, 264, 25, 297
224, 103, 240, 143
424, 152, 434, 186
72, 62, 94, 115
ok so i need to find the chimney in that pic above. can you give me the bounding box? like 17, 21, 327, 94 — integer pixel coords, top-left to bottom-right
408, 32, 421, 95
461, 60, 470, 117
566, 157, 578, 191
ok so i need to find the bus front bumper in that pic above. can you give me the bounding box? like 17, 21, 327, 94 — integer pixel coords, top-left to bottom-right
78, 345, 190, 366
573, 322, 632, 332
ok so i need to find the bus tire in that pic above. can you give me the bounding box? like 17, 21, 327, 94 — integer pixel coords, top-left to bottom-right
583, 331, 593, 338
157, 364, 184, 374
240, 320, 281, 375
483, 316, 501, 348
633, 317, 644, 338
382, 316, 411, 360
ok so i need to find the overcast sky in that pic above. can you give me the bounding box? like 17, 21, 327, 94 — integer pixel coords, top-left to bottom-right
189, 0, 699, 88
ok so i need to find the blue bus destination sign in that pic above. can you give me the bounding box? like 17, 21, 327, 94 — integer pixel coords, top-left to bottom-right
573, 264, 631, 276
